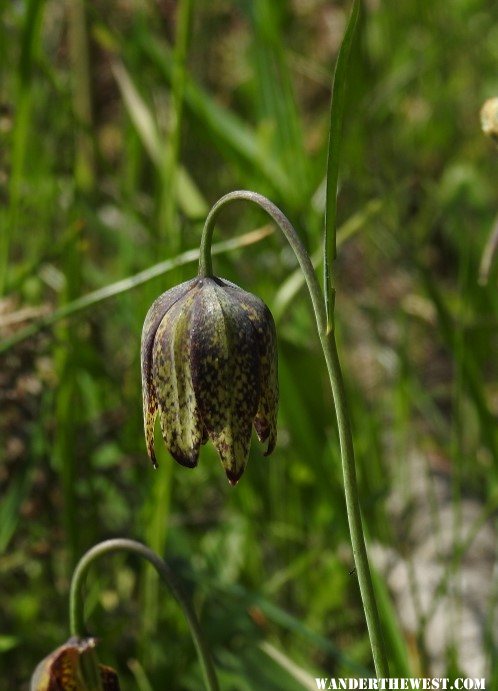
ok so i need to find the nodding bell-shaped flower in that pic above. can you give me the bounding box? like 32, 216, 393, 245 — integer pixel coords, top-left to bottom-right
30, 637, 120, 690
141, 276, 278, 485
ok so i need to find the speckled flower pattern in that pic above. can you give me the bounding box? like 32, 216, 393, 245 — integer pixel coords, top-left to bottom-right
30, 637, 120, 690
141, 276, 278, 484
141, 278, 197, 468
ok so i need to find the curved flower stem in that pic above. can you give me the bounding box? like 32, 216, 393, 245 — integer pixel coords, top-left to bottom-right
199, 190, 389, 677
69, 538, 220, 691
199, 191, 327, 330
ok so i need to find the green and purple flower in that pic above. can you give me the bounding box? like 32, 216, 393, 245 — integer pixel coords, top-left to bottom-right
141, 276, 278, 485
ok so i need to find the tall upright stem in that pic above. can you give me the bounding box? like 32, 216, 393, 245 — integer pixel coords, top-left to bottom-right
198, 190, 389, 677
69, 538, 220, 691
320, 334, 389, 677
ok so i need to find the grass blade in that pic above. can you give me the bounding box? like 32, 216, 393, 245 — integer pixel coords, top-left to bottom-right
158, 0, 193, 245
323, 0, 360, 331
273, 198, 382, 321
140, 35, 293, 201
371, 567, 412, 676
112, 60, 162, 167
0, 465, 33, 553
112, 60, 207, 219
1, 0, 45, 296
68, 0, 95, 192
0, 226, 273, 354
258, 642, 317, 691
201, 578, 369, 675
249, 0, 308, 199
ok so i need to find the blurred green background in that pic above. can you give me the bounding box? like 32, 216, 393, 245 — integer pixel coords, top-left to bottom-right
1, 0, 498, 688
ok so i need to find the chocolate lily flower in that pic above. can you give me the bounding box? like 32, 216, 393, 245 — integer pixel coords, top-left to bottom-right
141, 276, 278, 484
30, 637, 120, 690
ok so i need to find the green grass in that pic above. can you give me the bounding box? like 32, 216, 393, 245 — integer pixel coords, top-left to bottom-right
1, 0, 498, 688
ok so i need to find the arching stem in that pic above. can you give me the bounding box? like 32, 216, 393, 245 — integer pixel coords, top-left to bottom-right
198, 190, 389, 678
69, 538, 220, 691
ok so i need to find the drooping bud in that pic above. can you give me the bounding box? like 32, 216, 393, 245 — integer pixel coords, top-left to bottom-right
141, 276, 278, 485
30, 637, 120, 690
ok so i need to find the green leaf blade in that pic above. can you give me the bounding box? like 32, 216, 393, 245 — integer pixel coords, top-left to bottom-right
324, 0, 361, 331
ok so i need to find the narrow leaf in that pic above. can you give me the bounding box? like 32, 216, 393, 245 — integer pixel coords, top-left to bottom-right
140, 35, 293, 200
112, 60, 162, 167
259, 642, 317, 691
274, 198, 382, 321
0, 226, 273, 354
323, 0, 360, 331
112, 60, 207, 218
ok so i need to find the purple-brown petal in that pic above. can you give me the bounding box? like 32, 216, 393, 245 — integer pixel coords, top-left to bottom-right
141, 278, 197, 466
189, 278, 261, 484
30, 637, 121, 691
152, 286, 204, 468
221, 281, 278, 456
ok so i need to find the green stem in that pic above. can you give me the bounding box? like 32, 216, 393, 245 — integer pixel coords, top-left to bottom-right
320, 334, 389, 677
198, 190, 389, 677
199, 191, 326, 329
69, 538, 220, 691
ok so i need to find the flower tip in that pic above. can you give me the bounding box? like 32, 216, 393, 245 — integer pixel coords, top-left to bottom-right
171, 449, 200, 469
263, 443, 274, 458
225, 467, 244, 486
255, 419, 276, 457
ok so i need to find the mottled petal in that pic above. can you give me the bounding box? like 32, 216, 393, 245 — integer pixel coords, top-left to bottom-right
222, 281, 278, 455
152, 288, 203, 468
30, 637, 120, 691
141, 279, 197, 467
254, 328, 278, 455
30, 642, 82, 690
190, 278, 261, 484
